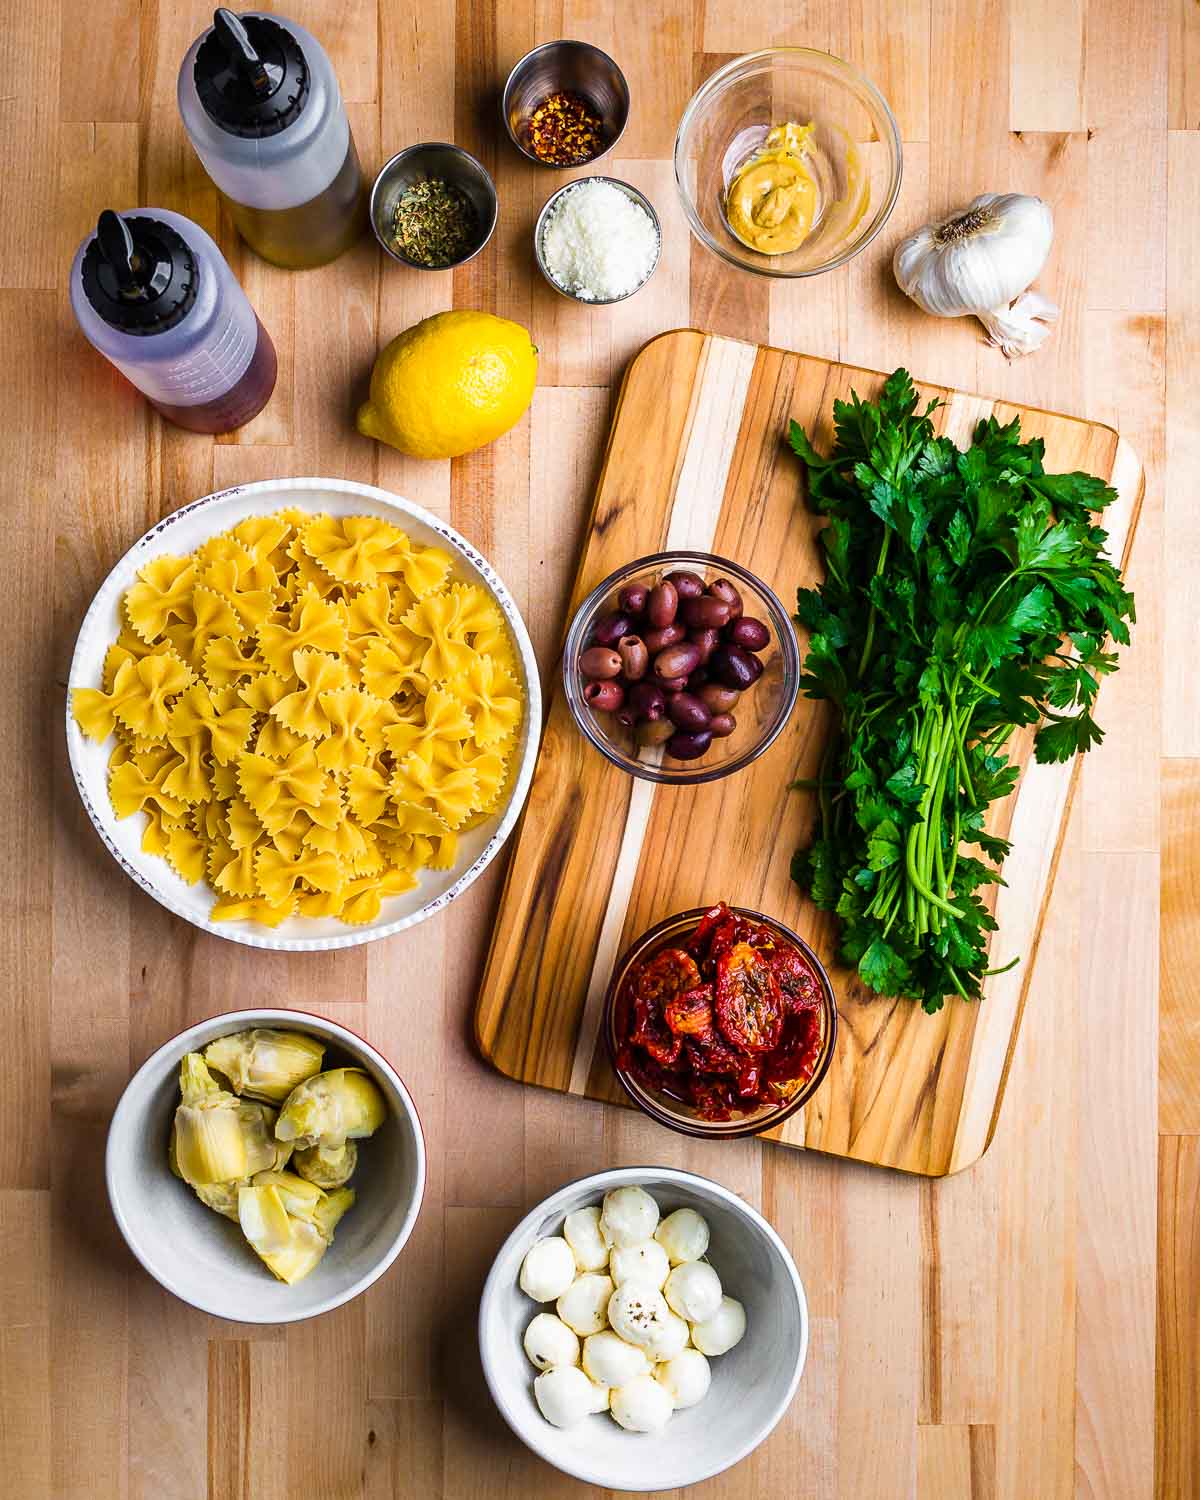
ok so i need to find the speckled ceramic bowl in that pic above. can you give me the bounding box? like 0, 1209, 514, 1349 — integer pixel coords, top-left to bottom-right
106, 1008, 426, 1323
478, 1166, 808, 1490
65, 478, 542, 951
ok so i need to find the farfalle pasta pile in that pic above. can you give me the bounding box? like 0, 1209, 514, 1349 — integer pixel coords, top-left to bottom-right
72, 510, 524, 928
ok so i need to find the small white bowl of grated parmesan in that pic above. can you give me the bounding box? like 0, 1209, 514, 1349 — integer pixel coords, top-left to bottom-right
535, 177, 661, 304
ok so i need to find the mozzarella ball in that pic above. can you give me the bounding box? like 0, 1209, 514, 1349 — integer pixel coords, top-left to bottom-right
610, 1374, 674, 1433
664, 1261, 723, 1323
655, 1207, 710, 1265
609, 1239, 670, 1289
600, 1186, 660, 1249
519, 1237, 576, 1303
654, 1348, 711, 1409
582, 1330, 651, 1387
556, 1272, 614, 1336
645, 1310, 689, 1362
523, 1313, 580, 1372
534, 1366, 607, 1429
608, 1279, 672, 1349
690, 1295, 746, 1356
563, 1205, 610, 1272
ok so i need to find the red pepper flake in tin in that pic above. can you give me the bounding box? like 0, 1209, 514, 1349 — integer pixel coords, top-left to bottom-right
617, 903, 827, 1121
528, 89, 603, 165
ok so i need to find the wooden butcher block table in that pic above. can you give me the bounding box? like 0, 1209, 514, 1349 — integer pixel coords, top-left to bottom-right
1, 0, 1190, 1497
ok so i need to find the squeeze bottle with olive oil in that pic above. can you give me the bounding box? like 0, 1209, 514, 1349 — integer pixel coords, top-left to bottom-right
69, 208, 277, 434
178, 9, 368, 269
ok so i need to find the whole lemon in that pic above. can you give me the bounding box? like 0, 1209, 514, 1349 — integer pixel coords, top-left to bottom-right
356, 311, 537, 459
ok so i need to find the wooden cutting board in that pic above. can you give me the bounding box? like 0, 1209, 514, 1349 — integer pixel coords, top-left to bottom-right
476, 330, 1144, 1177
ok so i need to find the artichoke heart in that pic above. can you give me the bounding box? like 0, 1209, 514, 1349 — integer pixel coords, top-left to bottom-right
237, 1180, 356, 1285
293, 1140, 358, 1190
275, 1068, 387, 1150
204, 1028, 326, 1103
174, 1054, 249, 1185
194, 1180, 244, 1221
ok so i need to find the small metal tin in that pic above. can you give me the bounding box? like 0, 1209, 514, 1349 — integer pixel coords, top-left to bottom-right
369, 143, 498, 269
502, 40, 630, 168
534, 176, 662, 305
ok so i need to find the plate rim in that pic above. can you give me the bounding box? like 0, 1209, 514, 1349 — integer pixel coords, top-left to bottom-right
65, 476, 544, 951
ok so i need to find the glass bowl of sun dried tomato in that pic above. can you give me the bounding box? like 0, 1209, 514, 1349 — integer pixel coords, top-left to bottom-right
604, 903, 837, 1139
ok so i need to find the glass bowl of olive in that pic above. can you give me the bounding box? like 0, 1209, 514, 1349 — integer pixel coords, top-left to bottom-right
562, 551, 800, 785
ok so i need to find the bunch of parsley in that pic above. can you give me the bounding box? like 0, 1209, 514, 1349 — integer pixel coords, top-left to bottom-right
788, 369, 1134, 1013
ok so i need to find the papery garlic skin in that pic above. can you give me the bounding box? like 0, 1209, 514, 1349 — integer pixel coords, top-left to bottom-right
893, 193, 1058, 357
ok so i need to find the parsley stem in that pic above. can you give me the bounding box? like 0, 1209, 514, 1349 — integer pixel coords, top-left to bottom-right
855, 530, 892, 678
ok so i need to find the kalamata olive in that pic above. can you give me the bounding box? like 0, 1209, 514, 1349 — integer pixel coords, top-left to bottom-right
666, 729, 713, 760
592, 611, 634, 647
686, 667, 709, 693
708, 712, 737, 737
583, 679, 625, 712
630, 681, 666, 720
710, 643, 758, 690
615, 707, 635, 730
666, 691, 712, 732
728, 615, 770, 651
644, 623, 685, 654
618, 582, 649, 616
637, 718, 676, 747
580, 646, 622, 680
689, 626, 721, 663
618, 634, 649, 680
682, 595, 732, 630
654, 673, 688, 693
664, 569, 705, 600
708, 578, 743, 619
654, 641, 702, 679
699, 682, 740, 714
647, 580, 678, 629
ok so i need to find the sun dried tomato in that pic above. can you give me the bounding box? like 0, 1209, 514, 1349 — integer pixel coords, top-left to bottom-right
765, 1008, 823, 1085
633, 947, 701, 1007
664, 986, 715, 1039
771, 944, 822, 1014
714, 941, 783, 1053
687, 904, 729, 956
690, 1078, 735, 1121
630, 993, 681, 1066
685, 1035, 744, 1076
735, 1061, 763, 1100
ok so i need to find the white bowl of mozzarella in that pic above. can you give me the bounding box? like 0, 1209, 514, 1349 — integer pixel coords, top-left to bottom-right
478, 1167, 808, 1491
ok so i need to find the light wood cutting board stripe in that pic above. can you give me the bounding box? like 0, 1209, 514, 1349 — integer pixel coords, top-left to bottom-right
478, 332, 1144, 1177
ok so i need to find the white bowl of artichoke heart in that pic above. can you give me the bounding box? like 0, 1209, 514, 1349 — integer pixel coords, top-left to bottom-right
106, 1009, 426, 1322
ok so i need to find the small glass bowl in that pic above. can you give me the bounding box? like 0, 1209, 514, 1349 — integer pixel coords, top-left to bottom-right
674, 48, 902, 278
603, 907, 838, 1140
562, 551, 800, 786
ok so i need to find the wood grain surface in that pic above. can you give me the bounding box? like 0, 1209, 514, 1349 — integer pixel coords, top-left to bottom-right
0, 0, 1188, 1496
476, 333, 1143, 1176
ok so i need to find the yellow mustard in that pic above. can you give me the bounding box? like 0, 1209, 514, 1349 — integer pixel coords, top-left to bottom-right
725, 122, 819, 255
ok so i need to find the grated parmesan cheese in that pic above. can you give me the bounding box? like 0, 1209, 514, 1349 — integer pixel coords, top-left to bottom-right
540, 180, 660, 302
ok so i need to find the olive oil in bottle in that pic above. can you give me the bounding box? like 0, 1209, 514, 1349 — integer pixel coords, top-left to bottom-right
178, 9, 368, 270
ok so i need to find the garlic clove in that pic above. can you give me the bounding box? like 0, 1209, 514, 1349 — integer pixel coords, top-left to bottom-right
977, 289, 1060, 358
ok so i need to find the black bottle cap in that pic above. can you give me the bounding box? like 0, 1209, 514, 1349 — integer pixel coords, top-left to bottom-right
81, 211, 198, 335
194, 8, 309, 139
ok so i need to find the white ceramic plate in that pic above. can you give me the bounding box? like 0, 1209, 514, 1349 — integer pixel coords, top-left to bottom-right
66, 478, 542, 950
106, 1008, 426, 1322
478, 1167, 808, 1491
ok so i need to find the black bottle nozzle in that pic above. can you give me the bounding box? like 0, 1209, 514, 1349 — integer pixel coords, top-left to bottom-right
96, 209, 142, 298
212, 8, 272, 98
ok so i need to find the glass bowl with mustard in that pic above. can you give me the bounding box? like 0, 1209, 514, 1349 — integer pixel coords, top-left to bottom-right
674, 48, 902, 278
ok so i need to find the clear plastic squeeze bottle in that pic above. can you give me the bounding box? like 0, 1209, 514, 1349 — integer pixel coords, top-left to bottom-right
178, 8, 368, 269
69, 208, 278, 435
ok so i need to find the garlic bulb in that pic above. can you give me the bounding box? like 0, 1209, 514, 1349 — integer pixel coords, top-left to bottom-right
893, 193, 1058, 357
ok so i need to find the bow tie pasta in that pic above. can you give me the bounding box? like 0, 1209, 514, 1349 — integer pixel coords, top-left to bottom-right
72, 510, 524, 928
